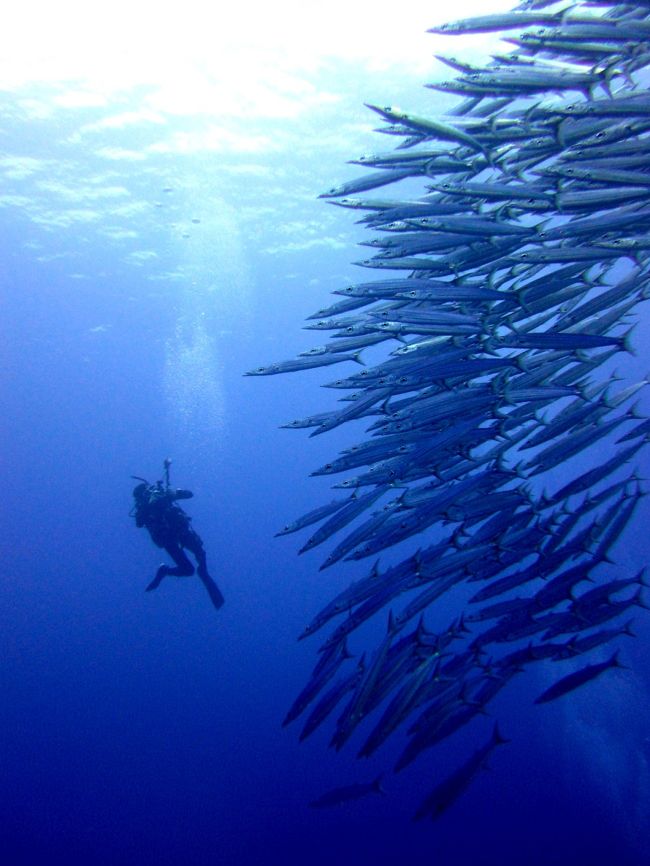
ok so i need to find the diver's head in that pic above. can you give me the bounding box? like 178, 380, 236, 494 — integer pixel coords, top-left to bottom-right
132, 482, 149, 501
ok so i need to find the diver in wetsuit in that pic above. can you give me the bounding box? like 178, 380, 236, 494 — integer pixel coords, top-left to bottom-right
131, 459, 224, 611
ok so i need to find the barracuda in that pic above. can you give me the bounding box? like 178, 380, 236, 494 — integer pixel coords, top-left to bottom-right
254, 0, 650, 820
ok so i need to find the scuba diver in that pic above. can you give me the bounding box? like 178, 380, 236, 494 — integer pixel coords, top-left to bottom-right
131, 459, 224, 611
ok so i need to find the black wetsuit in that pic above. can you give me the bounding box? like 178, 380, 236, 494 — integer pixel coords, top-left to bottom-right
133, 483, 224, 610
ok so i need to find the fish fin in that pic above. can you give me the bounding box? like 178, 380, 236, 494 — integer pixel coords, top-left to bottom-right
492, 723, 509, 747
341, 639, 355, 661
456, 613, 470, 635
563, 636, 580, 657
623, 620, 636, 638
415, 614, 428, 639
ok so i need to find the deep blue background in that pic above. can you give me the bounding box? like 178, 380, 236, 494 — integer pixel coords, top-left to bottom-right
2, 21, 650, 866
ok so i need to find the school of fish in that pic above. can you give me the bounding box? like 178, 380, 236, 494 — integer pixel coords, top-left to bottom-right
248, 0, 650, 819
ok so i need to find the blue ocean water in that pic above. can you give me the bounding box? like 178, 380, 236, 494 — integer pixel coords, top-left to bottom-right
3, 6, 650, 865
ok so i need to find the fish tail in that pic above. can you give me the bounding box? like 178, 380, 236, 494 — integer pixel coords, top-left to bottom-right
482, 146, 498, 171
552, 117, 568, 149
600, 61, 621, 97
624, 400, 643, 421
513, 353, 530, 372
622, 325, 637, 356
533, 216, 552, 235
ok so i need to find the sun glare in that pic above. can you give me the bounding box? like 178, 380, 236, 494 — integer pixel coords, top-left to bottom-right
0, 0, 513, 102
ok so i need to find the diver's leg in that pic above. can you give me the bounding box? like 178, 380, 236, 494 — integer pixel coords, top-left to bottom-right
164, 544, 195, 577
183, 530, 208, 577
184, 531, 225, 610
146, 545, 194, 592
